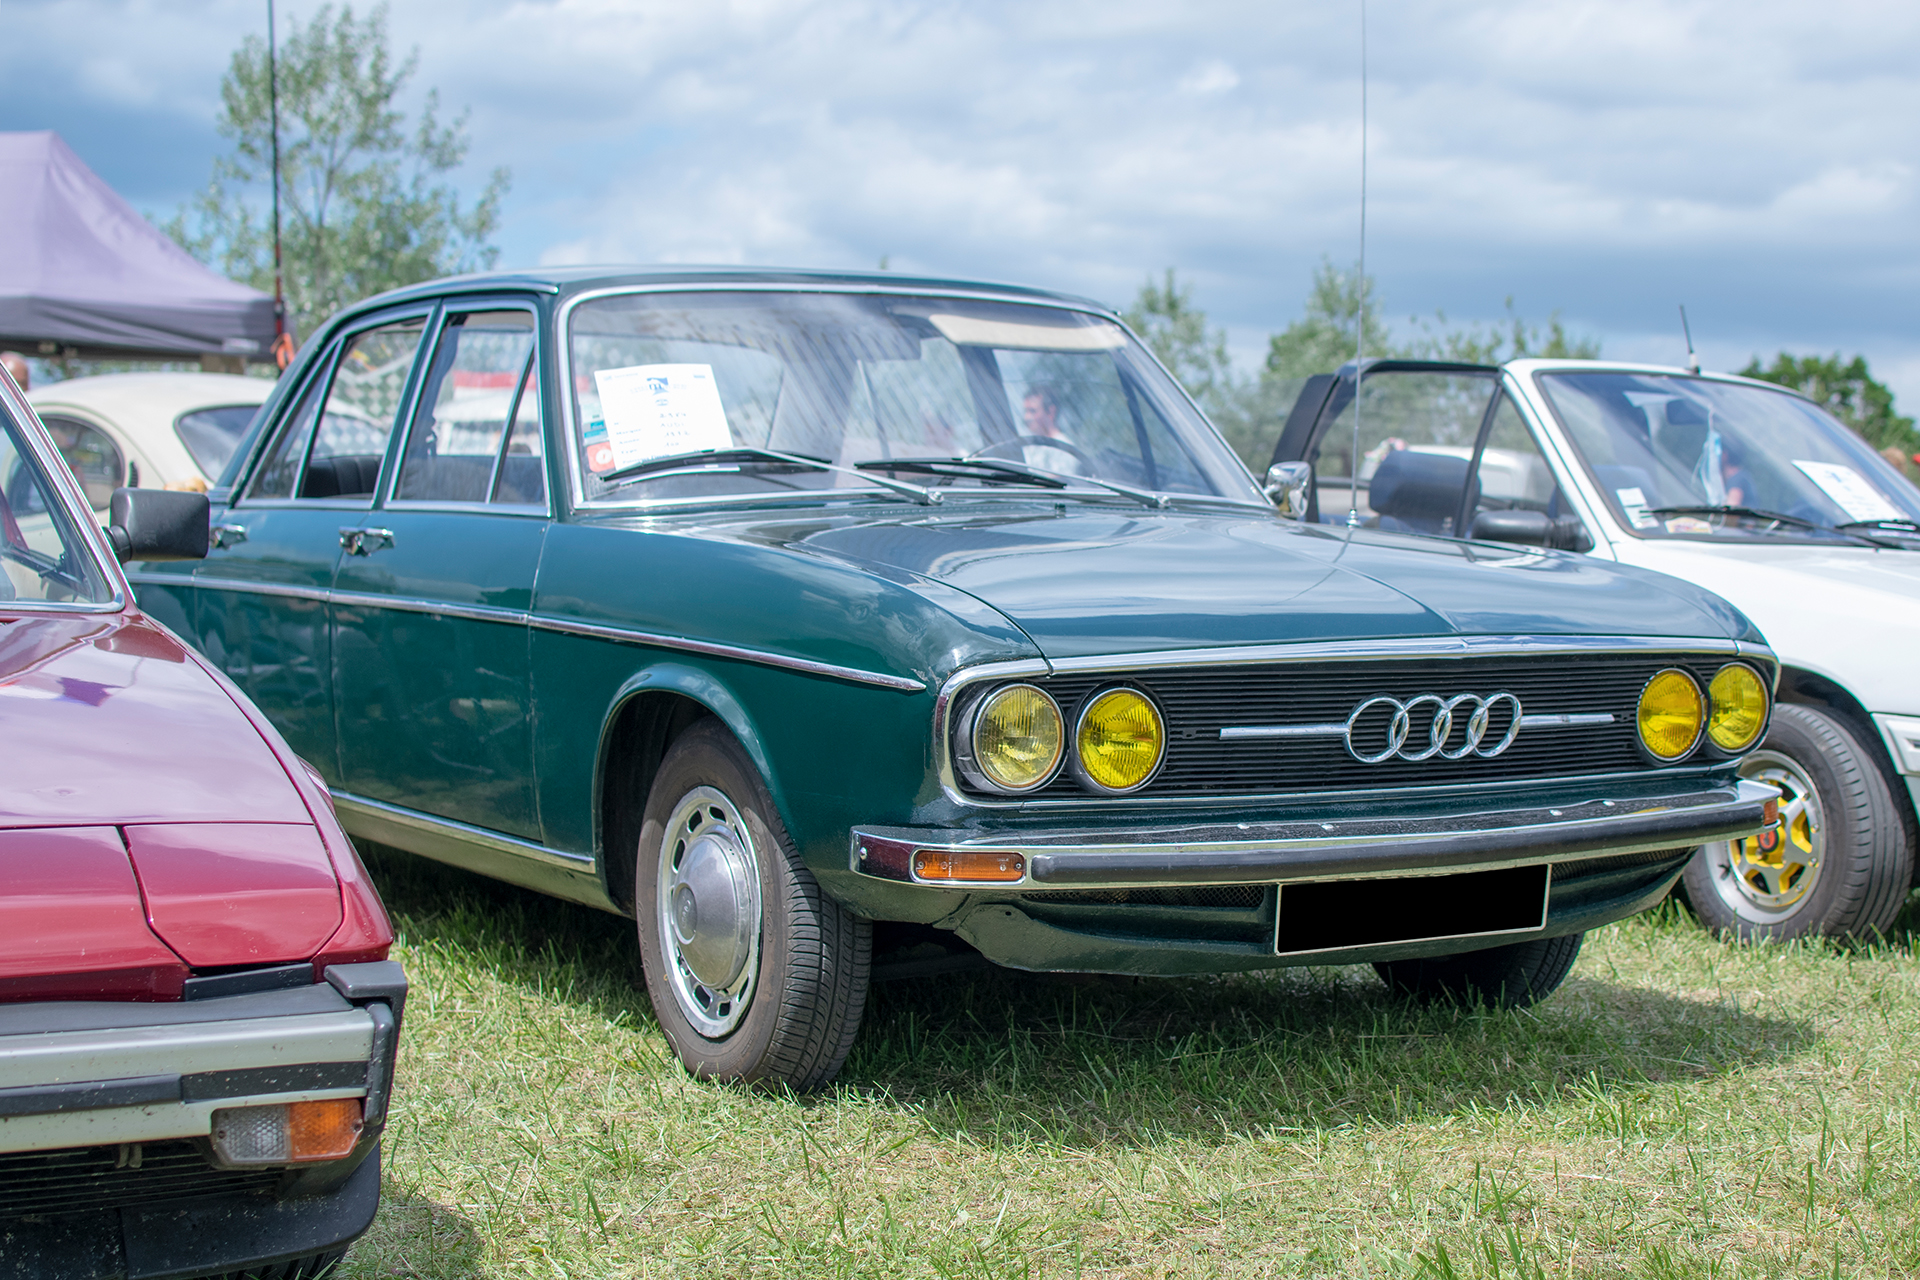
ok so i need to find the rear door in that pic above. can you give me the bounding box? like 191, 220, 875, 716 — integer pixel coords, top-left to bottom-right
330, 304, 549, 840
191, 310, 430, 776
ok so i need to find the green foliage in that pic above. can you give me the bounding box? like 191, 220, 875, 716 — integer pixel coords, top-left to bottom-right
1122, 269, 1236, 408
1403, 297, 1602, 364
167, 3, 509, 343
1739, 352, 1920, 458
1262, 258, 1398, 385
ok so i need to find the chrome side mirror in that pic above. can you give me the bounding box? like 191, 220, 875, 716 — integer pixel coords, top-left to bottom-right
1265, 461, 1312, 520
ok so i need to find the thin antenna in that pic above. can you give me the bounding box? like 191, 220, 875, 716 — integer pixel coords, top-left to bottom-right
1348, 0, 1368, 528
1678, 304, 1699, 375
269, 0, 289, 368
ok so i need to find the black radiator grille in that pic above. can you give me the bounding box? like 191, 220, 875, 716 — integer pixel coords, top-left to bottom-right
0, 1140, 278, 1219
961, 652, 1739, 800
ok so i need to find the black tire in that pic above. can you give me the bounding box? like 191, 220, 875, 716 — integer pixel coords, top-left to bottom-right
197, 1249, 345, 1280
1374, 932, 1583, 1008
635, 718, 870, 1089
1682, 703, 1913, 943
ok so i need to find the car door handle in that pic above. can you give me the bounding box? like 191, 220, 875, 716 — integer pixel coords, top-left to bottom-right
212, 523, 248, 549
338, 527, 395, 556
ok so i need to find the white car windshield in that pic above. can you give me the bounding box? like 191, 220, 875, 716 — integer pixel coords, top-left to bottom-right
567, 291, 1260, 506
1538, 371, 1920, 543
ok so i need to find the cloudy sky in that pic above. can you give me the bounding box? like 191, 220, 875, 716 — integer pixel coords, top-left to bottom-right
5, 0, 1918, 404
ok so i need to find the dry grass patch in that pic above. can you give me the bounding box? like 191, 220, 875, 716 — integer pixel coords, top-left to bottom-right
340, 849, 1920, 1278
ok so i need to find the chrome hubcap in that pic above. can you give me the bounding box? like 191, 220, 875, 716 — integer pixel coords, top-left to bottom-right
1707, 751, 1823, 918
657, 786, 762, 1038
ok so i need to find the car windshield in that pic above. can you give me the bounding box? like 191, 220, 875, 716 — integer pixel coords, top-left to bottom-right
175, 403, 261, 476
0, 409, 114, 605
1538, 371, 1920, 542
566, 291, 1260, 506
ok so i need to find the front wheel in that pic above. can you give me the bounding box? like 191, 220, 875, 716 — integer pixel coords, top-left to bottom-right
1681, 703, 1913, 942
1374, 932, 1583, 1008
635, 719, 870, 1090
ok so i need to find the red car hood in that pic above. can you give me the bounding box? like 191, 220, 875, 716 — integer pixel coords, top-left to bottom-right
0, 612, 310, 828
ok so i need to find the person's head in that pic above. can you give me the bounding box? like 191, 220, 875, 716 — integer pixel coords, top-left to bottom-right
0, 352, 28, 390
1022, 385, 1059, 437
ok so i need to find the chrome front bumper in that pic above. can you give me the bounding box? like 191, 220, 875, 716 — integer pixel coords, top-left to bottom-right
852, 779, 1777, 890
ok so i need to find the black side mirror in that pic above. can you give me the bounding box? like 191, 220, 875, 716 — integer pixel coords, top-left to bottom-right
104, 488, 210, 563
1469, 509, 1594, 553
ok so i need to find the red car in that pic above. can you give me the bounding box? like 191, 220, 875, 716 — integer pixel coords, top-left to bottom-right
0, 371, 404, 1279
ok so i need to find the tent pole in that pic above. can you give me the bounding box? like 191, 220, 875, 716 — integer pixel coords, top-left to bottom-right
269, 0, 290, 368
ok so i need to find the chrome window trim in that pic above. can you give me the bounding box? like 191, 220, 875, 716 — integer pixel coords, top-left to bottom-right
332, 791, 593, 872
931, 634, 1776, 809
557, 283, 1134, 514
379, 499, 549, 517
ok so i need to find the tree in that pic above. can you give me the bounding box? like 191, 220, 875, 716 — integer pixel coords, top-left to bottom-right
1739, 352, 1919, 460
169, 3, 509, 345
1261, 259, 1397, 386
1402, 297, 1601, 364
1123, 269, 1236, 409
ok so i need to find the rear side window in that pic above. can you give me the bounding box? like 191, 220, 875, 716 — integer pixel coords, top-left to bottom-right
246, 318, 427, 501
38, 415, 126, 509
0, 410, 113, 604
175, 405, 259, 476
394, 310, 546, 507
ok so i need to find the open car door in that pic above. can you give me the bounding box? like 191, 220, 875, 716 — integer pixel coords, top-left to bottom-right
1269, 359, 1591, 550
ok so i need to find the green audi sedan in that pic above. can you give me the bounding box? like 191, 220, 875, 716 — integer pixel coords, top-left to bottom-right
129, 267, 1779, 1089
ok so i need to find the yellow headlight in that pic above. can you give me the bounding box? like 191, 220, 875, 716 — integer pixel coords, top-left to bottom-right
1074, 688, 1166, 793
1637, 668, 1704, 760
969, 684, 1064, 792
1707, 663, 1768, 752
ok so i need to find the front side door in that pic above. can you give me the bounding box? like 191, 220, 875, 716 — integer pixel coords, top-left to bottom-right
193, 312, 430, 776
331, 305, 549, 841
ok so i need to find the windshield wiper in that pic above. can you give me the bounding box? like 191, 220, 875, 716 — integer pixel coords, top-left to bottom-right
1647, 505, 1897, 547
1646, 504, 1822, 529
603, 447, 939, 505
1836, 517, 1920, 533
860, 455, 1171, 509
852, 456, 1067, 489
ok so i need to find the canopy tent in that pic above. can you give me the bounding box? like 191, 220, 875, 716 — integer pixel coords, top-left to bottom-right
0, 131, 274, 362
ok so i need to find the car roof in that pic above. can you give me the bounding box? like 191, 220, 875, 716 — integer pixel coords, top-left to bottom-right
27, 371, 275, 422
339, 264, 1117, 321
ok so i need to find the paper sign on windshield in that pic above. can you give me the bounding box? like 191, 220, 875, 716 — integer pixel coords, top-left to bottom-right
592, 364, 732, 470
1792, 460, 1902, 523
1615, 486, 1657, 529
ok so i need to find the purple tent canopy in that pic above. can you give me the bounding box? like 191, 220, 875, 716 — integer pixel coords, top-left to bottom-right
0, 132, 274, 361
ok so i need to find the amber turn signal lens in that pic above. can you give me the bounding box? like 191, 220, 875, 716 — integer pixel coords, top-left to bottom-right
971, 684, 1064, 792
1707, 663, 1768, 752
912, 849, 1026, 883
1075, 688, 1165, 793
211, 1098, 363, 1165
1637, 668, 1704, 760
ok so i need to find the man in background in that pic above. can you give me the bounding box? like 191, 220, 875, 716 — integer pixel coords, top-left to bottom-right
1, 352, 28, 390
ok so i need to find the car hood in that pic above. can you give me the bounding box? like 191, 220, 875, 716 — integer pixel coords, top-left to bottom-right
709, 503, 1757, 660
0, 611, 314, 828
1615, 539, 1920, 714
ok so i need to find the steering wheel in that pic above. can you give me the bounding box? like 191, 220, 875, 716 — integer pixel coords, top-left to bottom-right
967, 435, 1095, 469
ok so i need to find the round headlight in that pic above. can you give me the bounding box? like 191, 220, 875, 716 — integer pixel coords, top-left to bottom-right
1637, 668, 1704, 760
963, 684, 1064, 793
1707, 663, 1769, 752
1074, 687, 1166, 793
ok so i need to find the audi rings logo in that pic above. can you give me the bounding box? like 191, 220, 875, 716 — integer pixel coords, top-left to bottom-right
1344, 693, 1523, 763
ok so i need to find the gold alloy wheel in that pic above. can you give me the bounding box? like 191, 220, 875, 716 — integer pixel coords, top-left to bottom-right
1712, 750, 1822, 915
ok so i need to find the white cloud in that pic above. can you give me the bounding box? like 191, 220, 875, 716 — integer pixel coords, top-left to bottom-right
11, 0, 1920, 401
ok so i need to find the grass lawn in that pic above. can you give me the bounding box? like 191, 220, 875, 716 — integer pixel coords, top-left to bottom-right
340, 848, 1920, 1279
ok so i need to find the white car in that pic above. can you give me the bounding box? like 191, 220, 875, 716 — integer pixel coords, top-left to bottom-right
1272, 357, 1920, 941
25, 372, 272, 513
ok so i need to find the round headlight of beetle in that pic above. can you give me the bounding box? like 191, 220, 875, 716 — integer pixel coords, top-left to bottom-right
1707, 663, 1768, 752
1637, 668, 1704, 761
1073, 687, 1166, 794
958, 683, 1064, 793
